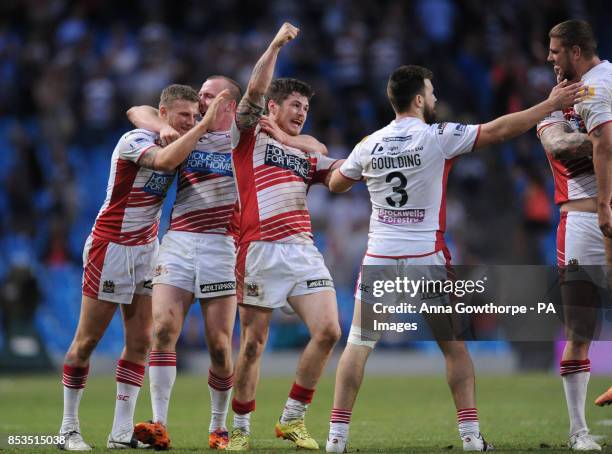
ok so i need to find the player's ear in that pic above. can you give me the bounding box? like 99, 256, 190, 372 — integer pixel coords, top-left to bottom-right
268, 100, 278, 116
159, 105, 168, 119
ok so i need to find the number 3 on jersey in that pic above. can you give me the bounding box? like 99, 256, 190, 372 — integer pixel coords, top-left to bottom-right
385, 171, 408, 207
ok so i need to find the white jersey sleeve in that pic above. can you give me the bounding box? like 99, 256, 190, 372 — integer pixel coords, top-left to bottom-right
433, 122, 480, 158
118, 129, 159, 163
536, 110, 569, 138
575, 60, 612, 134
339, 139, 366, 181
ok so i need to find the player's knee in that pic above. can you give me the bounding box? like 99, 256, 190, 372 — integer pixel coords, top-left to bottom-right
154, 320, 179, 349
313, 322, 341, 349
208, 342, 231, 368
70, 335, 101, 362
243, 336, 265, 361
126, 332, 152, 359
347, 325, 378, 349
437, 340, 469, 358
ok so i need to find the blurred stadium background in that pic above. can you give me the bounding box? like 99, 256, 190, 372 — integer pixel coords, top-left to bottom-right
0, 0, 611, 377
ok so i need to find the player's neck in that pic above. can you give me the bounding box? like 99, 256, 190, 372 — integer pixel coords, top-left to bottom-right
396, 110, 424, 123
576, 56, 602, 78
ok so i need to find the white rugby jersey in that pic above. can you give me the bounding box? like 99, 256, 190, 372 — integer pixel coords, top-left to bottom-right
537, 108, 596, 205
231, 122, 338, 244
93, 129, 174, 245
575, 60, 612, 134
169, 131, 236, 234
340, 117, 480, 257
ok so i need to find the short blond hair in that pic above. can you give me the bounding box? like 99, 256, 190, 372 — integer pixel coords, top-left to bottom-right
159, 84, 199, 108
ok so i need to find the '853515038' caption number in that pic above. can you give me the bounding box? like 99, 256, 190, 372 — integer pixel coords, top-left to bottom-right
7, 435, 65, 445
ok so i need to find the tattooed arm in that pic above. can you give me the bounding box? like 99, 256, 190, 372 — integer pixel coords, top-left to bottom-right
539, 122, 592, 160
235, 22, 300, 131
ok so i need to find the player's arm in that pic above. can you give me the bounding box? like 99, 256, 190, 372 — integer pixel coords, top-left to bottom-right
591, 123, 612, 238
235, 22, 299, 131
328, 166, 357, 193
474, 80, 585, 150
139, 90, 230, 171
127, 105, 180, 146
539, 122, 592, 159
259, 115, 328, 155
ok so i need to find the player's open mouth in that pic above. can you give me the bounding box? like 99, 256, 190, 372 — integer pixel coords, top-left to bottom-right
291, 120, 302, 127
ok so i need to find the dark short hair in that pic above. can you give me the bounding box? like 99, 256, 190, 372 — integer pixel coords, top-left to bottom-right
159, 84, 199, 107
206, 75, 243, 102
549, 20, 597, 58
266, 78, 314, 107
387, 65, 433, 114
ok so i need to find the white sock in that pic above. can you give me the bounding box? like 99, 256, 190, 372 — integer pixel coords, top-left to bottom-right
111, 382, 141, 436
209, 386, 232, 432
61, 387, 84, 433
563, 372, 590, 436
329, 421, 349, 439
458, 421, 480, 438
233, 413, 251, 434
149, 365, 177, 426
280, 397, 307, 423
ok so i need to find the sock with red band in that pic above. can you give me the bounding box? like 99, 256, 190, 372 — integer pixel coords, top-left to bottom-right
111, 359, 145, 436
208, 369, 233, 432
561, 359, 591, 436
280, 382, 315, 423
329, 408, 351, 440
61, 364, 89, 433
457, 408, 480, 438
149, 350, 177, 425
232, 398, 255, 434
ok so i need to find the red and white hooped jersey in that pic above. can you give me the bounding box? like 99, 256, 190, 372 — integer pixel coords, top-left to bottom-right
169, 131, 236, 235
231, 122, 338, 244
92, 129, 174, 245
536, 108, 596, 205
340, 117, 480, 257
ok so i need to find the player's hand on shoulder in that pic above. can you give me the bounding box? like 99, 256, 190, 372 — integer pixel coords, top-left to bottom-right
260, 115, 288, 143
159, 124, 180, 146
548, 79, 587, 111
271, 22, 299, 49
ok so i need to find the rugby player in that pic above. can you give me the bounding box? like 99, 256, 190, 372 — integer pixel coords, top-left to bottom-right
538, 63, 601, 450
225, 23, 343, 451
57, 84, 228, 450
547, 17, 612, 425
325, 65, 585, 453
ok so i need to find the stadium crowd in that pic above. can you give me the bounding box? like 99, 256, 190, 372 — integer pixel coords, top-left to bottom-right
0, 0, 610, 358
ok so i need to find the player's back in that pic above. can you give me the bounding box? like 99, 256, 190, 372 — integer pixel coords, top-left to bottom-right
93, 129, 174, 246
169, 131, 236, 234
341, 117, 479, 256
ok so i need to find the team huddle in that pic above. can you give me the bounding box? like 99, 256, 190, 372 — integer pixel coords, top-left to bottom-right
57, 19, 611, 452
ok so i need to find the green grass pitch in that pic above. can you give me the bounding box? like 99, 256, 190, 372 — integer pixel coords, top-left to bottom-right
1, 374, 611, 453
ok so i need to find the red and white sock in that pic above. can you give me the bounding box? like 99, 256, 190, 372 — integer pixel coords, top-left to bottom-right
561, 359, 591, 436
149, 350, 177, 426
111, 359, 145, 436
329, 408, 351, 439
60, 364, 89, 433
208, 369, 233, 432
457, 408, 480, 439
232, 398, 255, 434
280, 382, 315, 423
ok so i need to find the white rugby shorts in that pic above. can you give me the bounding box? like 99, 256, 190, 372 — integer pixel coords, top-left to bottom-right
557, 211, 605, 286
236, 241, 334, 309
152, 230, 237, 299
355, 248, 451, 303
82, 234, 158, 304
